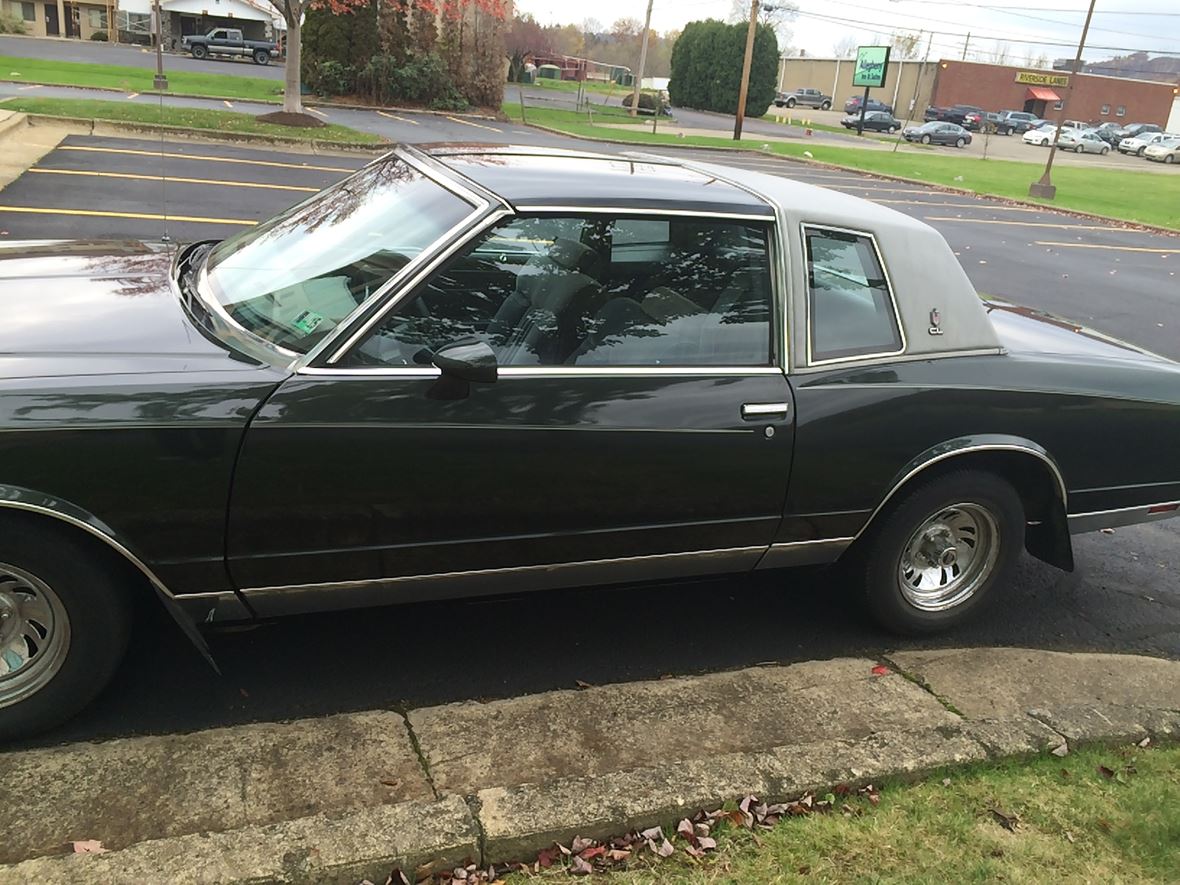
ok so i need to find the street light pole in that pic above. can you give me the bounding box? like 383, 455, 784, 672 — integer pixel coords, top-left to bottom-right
733, 0, 761, 140
153, 0, 168, 91
630, 0, 654, 118
1029, 0, 1097, 199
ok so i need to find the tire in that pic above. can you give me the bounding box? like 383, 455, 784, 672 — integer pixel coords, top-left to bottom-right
191, 44, 208, 60
253, 50, 269, 65
1166, 155, 1176, 164
0, 522, 132, 741
956, 137, 966, 148
1100, 146, 1109, 155
921, 134, 931, 145
785, 98, 796, 108
1137, 147, 1146, 157
858, 470, 1024, 635
1041, 137, 1050, 146
1075, 144, 1084, 153
888, 125, 897, 133
820, 100, 831, 110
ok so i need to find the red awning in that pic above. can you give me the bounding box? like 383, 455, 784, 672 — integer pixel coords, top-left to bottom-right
1026, 86, 1061, 102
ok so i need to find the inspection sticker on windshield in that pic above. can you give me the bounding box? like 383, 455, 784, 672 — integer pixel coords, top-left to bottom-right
292, 310, 325, 334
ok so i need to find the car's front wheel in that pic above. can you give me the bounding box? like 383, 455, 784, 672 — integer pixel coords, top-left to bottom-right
921, 134, 931, 144
1165, 154, 1175, 164
191, 44, 208, 59
785, 98, 796, 108
820, 100, 831, 110
859, 470, 1023, 635
956, 137, 966, 148
0, 522, 132, 741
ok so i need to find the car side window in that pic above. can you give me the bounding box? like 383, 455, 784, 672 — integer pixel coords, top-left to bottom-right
341, 215, 775, 369
804, 226, 902, 363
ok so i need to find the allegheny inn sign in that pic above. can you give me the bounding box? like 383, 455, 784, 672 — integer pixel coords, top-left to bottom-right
1015, 71, 1070, 88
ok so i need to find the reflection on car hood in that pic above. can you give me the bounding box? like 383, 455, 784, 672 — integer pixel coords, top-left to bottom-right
0, 240, 248, 378
984, 300, 1174, 367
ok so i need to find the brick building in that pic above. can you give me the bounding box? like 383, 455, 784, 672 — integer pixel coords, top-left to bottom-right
929, 60, 1177, 126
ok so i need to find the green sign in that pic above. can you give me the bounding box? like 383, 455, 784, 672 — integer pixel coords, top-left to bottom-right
852, 45, 891, 89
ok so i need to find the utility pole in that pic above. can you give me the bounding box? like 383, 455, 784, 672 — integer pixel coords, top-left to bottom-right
152, 0, 168, 90
1030, 0, 1097, 199
630, 0, 654, 117
961, 31, 970, 60
734, 0, 761, 140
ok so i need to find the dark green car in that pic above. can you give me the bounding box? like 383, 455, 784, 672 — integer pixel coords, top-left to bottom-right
1, 145, 1177, 739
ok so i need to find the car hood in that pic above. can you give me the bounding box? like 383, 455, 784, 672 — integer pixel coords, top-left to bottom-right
984, 300, 1175, 368
0, 240, 256, 377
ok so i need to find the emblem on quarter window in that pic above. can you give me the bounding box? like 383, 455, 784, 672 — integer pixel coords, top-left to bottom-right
928, 308, 944, 336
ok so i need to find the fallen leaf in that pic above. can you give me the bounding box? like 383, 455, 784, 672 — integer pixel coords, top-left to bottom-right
677, 818, 694, 840
535, 848, 556, 869
1051, 741, 1070, 757
942, 777, 952, 786
1137, 736, 1151, 748
656, 838, 676, 858
570, 855, 594, 875
72, 841, 106, 854
1065, 831, 1075, 843
606, 848, 631, 862
380, 778, 400, 788
697, 836, 717, 851
1097, 818, 1113, 833
989, 805, 1020, 832
570, 836, 594, 854
1098, 765, 1116, 779
870, 664, 890, 676
640, 826, 664, 841
575, 680, 594, 689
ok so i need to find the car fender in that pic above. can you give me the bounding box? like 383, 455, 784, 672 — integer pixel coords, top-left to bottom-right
0, 483, 229, 671
855, 434, 1073, 571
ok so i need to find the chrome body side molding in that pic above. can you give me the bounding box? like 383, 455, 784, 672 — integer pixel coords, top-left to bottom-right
754, 537, 854, 570
240, 546, 767, 618
1067, 501, 1180, 534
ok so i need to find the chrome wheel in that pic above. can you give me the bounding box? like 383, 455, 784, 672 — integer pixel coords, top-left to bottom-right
897, 503, 1000, 612
0, 564, 70, 709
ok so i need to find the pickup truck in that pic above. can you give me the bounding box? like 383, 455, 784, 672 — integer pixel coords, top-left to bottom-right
774, 88, 832, 110
182, 28, 279, 66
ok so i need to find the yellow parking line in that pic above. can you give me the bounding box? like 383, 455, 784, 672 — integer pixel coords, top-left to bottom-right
223, 100, 233, 109
28, 167, 318, 192
57, 145, 355, 173
377, 110, 419, 125
307, 107, 329, 118
1034, 240, 1180, 254
869, 199, 1042, 211
0, 206, 256, 225
827, 185, 946, 196
126, 92, 139, 100
446, 115, 502, 133
924, 216, 1123, 231
18, 84, 42, 90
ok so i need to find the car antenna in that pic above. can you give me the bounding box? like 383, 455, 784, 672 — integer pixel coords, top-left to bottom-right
157, 91, 170, 244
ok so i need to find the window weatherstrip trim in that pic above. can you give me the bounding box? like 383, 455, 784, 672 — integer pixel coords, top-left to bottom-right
801, 223, 907, 367
298, 366, 786, 378
511, 205, 774, 221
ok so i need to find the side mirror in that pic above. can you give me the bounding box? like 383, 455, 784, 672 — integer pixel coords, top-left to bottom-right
431, 338, 498, 384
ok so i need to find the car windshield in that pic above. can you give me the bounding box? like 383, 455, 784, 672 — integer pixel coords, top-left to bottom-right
200, 155, 475, 355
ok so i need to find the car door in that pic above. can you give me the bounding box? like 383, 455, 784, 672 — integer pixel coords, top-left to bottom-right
227, 211, 795, 599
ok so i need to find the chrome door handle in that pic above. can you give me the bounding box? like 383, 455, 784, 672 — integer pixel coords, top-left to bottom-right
741, 402, 790, 419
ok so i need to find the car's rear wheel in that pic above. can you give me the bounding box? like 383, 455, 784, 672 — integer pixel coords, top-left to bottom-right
785, 98, 796, 108
0, 523, 132, 741
859, 470, 1023, 635
956, 137, 966, 148
921, 134, 931, 144
191, 44, 208, 59
253, 50, 269, 65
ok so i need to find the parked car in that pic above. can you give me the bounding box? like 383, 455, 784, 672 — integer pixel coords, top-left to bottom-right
1118, 131, 1175, 157
3, 144, 1180, 740
1091, 122, 1124, 146
776, 88, 832, 110
844, 95, 893, 115
841, 110, 901, 133
923, 104, 984, 129
995, 111, 1041, 135
903, 121, 972, 147
1112, 122, 1162, 142
1022, 124, 1058, 146
181, 28, 279, 65
1056, 128, 1111, 155
1144, 137, 1180, 163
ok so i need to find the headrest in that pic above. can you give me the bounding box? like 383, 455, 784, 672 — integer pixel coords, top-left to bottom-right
547, 237, 597, 273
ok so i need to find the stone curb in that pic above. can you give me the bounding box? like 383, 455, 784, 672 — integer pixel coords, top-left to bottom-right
21, 113, 389, 153
520, 120, 1180, 237
2, 649, 1178, 881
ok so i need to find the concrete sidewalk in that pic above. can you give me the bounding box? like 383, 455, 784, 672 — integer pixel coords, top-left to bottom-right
2, 648, 1178, 882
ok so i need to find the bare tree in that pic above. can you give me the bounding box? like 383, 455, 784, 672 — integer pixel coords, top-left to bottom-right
729, 0, 796, 43
988, 40, 1011, 65
889, 31, 922, 60
832, 35, 859, 59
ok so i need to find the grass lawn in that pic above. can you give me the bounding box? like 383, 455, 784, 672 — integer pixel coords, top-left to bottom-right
519, 113, 1180, 230
0, 97, 384, 145
503, 102, 663, 128
517, 743, 1180, 883
528, 78, 629, 97
0, 54, 282, 102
